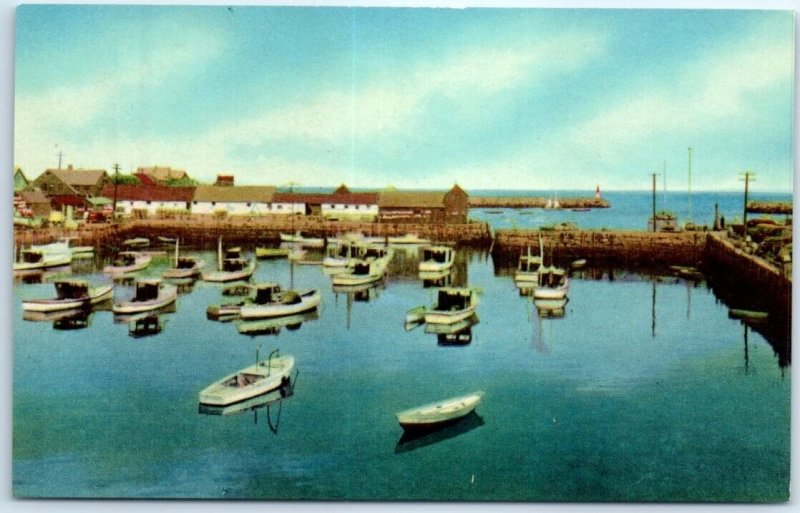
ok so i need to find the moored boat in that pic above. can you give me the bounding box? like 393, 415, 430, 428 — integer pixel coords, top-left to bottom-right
395, 391, 485, 432
419, 246, 454, 272
571, 259, 587, 269
280, 231, 325, 248
514, 246, 543, 284
256, 247, 291, 259
323, 240, 363, 267
202, 258, 255, 282
22, 279, 114, 313
388, 233, 431, 245
164, 256, 204, 279
103, 251, 152, 275
332, 260, 385, 286
198, 349, 295, 407
239, 284, 321, 320
424, 287, 479, 325
532, 266, 569, 300
123, 237, 150, 249
112, 279, 177, 314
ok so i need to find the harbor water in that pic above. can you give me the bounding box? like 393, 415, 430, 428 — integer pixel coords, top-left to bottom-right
12, 242, 790, 501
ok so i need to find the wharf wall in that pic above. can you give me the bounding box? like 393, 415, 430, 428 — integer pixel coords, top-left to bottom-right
492, 229, 707, 266
470, 196, 610, 209
91, 217, 492, 247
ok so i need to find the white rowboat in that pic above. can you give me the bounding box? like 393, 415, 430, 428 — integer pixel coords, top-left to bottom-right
22, 280, 113, 313
396, 391, 485, 431
199, 351, 295, 407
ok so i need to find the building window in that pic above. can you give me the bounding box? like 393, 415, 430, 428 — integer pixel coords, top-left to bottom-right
277, 205, 283, 210
211, 202, 216, 206
246, 202, 252, 207
146, 201, 151, 205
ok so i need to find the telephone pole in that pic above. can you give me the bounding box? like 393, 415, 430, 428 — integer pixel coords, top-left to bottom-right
739, 171, 755, 233
112, 163, 121, 220
687, 147, 693, 224
56, 150, 64, 170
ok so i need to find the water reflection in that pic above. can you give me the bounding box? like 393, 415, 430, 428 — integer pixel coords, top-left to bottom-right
14, 265, 73, 284
113, 302, 177, 324
424, 314, 479, 345
333, 281, 384, 329
395, 411, 485, 454
420, 269, 452, 288
198, 378, 297, 434
236, 309, 320, 336
128, 315, 164, 338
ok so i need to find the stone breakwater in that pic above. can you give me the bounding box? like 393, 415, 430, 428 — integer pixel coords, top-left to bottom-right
492, 229, 707, 266
469, 196, 610, 209
746, 201, 792, 215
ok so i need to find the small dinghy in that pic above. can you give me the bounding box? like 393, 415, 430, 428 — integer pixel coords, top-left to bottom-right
396, 391, 485, 432
405, 305, 426, 324
163, 239, 204, 279
22, 279, 113, 313
112, 279, 177, 314
199, 349, 295, 407
571, 259, 587, 269
256, 247, 291, 259
280, 231, 325, 248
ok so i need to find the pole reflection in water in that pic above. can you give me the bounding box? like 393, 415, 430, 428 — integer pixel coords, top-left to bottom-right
198, 375, 297, 435
333, 281, 383, 329
236, 309, 319, 337
652, 278, 657, 339
395, 411, 485, 454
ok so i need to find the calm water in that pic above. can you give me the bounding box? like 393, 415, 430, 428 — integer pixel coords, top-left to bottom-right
12, 243, 789, 501
468, 190, 793, 231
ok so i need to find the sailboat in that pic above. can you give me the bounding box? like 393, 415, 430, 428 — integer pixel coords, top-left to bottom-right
533, 236, 569, 300
163, 239, 204, 279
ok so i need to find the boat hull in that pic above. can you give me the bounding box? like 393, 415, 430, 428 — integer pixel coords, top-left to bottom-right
14, 254, 72, 271
202, 263, 256, 283
396, 391, 484, 431
22, 285, 114, 313
419, 261, 454, 273
532, 285, 569, 300
199, 355, 295, 406
239, 290, 321, 320
424, 305, 477, 325
163, 259, 204, 279
112, 285, 177, 314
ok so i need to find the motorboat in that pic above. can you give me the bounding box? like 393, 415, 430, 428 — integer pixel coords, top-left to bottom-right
112, 279, 177, 314
203, 241, 255, 283
395, 391, 485, 432
239, 283, 321, 320
255, 247, 291, 259
14, 240, 73, 272
198, 349, 295, 407
103, 251, 152, 275
424, 287, 479, 325
534, 297, 568, 318
388, 233, 431, 245
279, 231, 325, 248
123, 237, 150, 248
332, 260, 384, 287
532, 266, 569, 300
514, 246, 543, 284
21, 279, 113, 313
571, 259, 587, 269
323, 240, 363, 267
199, 378, 295, 417
163, 239, 204, 279
419, 246, 454, 272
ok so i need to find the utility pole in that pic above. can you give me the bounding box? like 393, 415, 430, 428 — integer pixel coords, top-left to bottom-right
112, 163, 120, 221
687, 147, 693, 224
650, 172, 660, 232
56, 150, 64, 170
739, 171, 755, 234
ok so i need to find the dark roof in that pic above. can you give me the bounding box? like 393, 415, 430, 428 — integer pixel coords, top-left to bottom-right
193, 185, 276, 203
40, 168, 108, 186
17, 189, 49, 204
100, 184, 196, 202
334, 184, 351, 194
50, 195, 89, 207
272, 192, 378, 205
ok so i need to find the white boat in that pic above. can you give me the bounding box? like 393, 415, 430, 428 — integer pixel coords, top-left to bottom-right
239, 284, 321, 320
103, 251, 152, 275
199, 379, 295, 416
202, 241, 256, 283
199, 350, 295, 407
571, 259, 587, 269
22, 279, 113, 313
280, 231, 325, 248
255, 247, 290, 259
112, 279, 177, 314
163, 240, 204, 279
396, 391, 485, 431
514, 246, 543, 284
123, 237, 150, 248
388, 233, 431, 245
14, 246, 72, 271
56, 237, 94, 256
405, 305, 427, 324
332, 260, 385, 286
533, 266, 569, 300
424, 287, 479, 325
323, 240, 363, 267
419, 246, 454, 273
534, 297, 568, 317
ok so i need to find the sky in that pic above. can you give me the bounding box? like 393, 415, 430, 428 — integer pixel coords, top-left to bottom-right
13, 5, 796, 192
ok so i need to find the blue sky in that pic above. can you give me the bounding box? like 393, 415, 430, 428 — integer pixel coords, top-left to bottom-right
13, 5, 795, 191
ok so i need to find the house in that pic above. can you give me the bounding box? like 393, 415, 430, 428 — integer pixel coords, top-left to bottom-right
321, 185, 379, 221
135, 166, 188, 185
13, 167, 29, 192
100, 184, 195, 217
214, 175, 235, 187
15, 189, 50, 217
271, 192, 330, 216
378, 185, 469, 223
192, 185, 277, 215
32, 165, 110, 197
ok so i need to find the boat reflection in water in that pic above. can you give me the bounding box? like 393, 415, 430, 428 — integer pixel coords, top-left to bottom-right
395, 411, 485, 454
113, 302, 177, 324
419, 269, 452, 288
198, 376, 297, 434
424, 313, 479, 345
534, 297, 568, 319
128, 315, 165, 338
333, 281, 384, 329
23, 299, 111, 330
236, 309, 319, 336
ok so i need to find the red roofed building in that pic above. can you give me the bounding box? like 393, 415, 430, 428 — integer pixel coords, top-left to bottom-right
100, 184, 195, 217
272, 185, 379, 220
